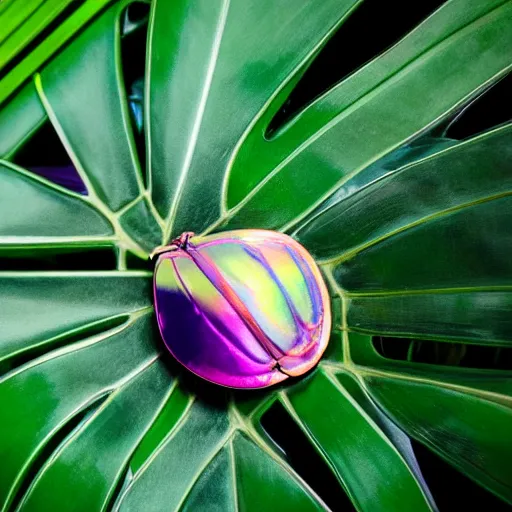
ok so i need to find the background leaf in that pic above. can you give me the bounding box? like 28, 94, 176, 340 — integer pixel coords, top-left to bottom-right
146, 0, 361, 239
0, 271, 151, 365
36, 2, 144, 212
0, 161, 113, 243
0, 313, 157, 511
222, 0, 512, 233
364, 372, 512, 504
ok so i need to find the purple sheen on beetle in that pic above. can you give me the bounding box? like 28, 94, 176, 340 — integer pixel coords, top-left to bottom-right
153, 229, 331, 389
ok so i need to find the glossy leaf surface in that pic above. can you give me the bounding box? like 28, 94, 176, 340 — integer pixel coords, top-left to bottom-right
0, 82, 45, 159
0, 161, 112, 242
147, 0, 361, 240
37, 2, 144, 212
287, 371, 434, 511
222, 0, 512, 232
364, 373, 512, 504
1, 0, 511, 510
295, 124, 512, 261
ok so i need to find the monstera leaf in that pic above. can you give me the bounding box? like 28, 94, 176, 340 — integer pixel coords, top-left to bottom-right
0, 0, 511, 510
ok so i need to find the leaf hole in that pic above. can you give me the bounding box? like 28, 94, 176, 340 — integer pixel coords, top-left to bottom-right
0, 246, 117, 271
12, 120, 87, 194
122, 1, 150, 35
260, 400, 355, 512
372, 336, 512, 371
443, 71, 512, 140
411, 439, 512, 511
266, 0, 448, 136
106, 465, 134, 512
8, 393, 110, 512
126, 250, 152, 271
120, 1, 150, 186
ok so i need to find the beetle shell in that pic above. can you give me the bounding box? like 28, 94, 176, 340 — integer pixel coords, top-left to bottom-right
153, 229, 331, 389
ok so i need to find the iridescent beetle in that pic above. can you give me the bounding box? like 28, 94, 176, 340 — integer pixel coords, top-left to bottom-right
152, 230, 331, 389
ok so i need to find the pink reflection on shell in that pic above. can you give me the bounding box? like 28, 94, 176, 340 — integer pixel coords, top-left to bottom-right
153, 229, 331, 389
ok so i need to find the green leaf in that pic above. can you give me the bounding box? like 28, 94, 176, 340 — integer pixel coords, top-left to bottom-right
176, 444, 236, 512
36, 2, 144, 212
118, 198, 163, 253
146, 0, 361, 239
286, 370, 434, 511
0, 0, 76, 72
347, 290, 512, 345
18, 358, 172, 512
113, 401, 231, 510
336, 194, 512, 291
0, 271, 152, 365
0, 157, 152, 260
0, 161, 113, 243
0, 0, 45, 53
0, 0, 113, 106
0, 312, 157, 510
331, 125, 512, 291
229, 432, 324, 512
0, 82, 46, 160
0, 0, 16, 16
221, 0, 512, 232
129, 384, 191, 474
294, 124, 510, 261
115, 399, 325, 512
364, 372, 512, 504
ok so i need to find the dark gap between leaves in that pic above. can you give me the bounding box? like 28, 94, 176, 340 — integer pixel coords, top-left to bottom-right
260, 401, 355, 512
266, 0, 448, 136
126, 250, 152, 271
0, 246, 117, 271
122, 1, 150, 35
372, 336, 512, 371
106, 463, 133, 511
12, 120, 87, 194
0, 0, 87, 82
120, 2, 150, 186
444, 71, 512, 140
7, 393, 109, 512
0, 315, 129, 378
411, 439, 512, 511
